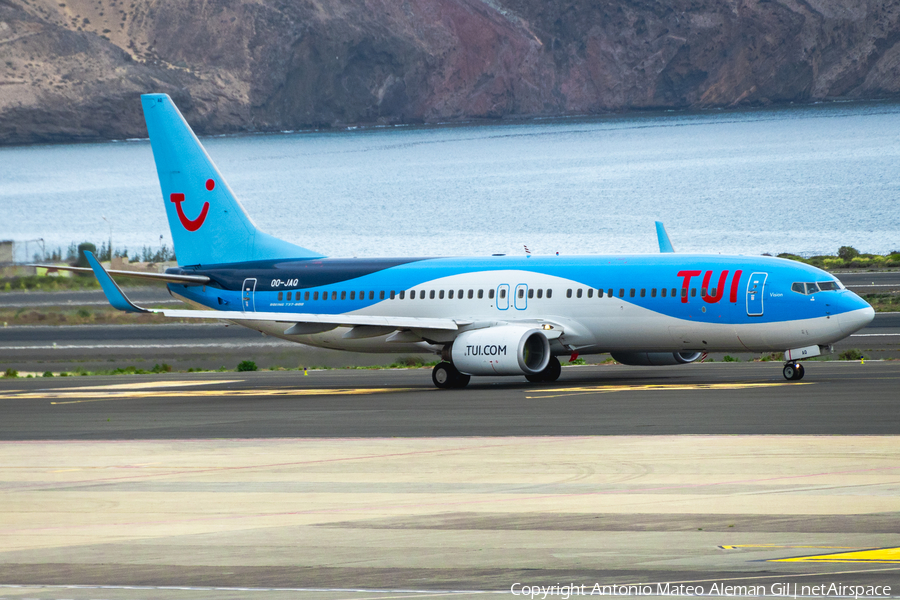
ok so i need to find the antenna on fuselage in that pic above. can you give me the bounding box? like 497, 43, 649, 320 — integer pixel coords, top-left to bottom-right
655, 221, 675, 253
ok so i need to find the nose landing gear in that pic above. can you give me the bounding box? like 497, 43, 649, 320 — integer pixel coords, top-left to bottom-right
783, 362, 805, 381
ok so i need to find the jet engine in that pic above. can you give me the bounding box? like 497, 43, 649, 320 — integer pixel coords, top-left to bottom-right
451, 326, 550, 376
610, 351, 703, 366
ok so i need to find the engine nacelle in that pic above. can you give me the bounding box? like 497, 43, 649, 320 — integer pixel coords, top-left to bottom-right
611, 351, 703, 366
451, 326, 551, 376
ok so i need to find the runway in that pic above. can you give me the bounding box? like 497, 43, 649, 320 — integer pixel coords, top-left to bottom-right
2, 364, 899, 598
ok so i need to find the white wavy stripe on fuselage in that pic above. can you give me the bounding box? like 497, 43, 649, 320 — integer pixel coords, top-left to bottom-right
183, 270, 857, 355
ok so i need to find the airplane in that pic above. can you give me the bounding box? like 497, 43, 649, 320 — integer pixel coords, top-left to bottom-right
72, 93, 875, 388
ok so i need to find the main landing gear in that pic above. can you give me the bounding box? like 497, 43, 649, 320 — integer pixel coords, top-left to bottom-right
782, 361, 805, 381
525, 356, 562, 383
432, 361, 471, 389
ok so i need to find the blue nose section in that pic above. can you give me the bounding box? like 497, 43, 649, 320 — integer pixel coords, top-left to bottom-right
837, 292, 875, 335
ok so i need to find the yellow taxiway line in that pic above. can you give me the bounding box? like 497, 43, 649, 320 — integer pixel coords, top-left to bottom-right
773, 546, 900, 563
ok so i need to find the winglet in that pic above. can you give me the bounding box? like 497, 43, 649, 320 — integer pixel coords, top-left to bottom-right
85, 251, 150, 313
655, 221, 675, 253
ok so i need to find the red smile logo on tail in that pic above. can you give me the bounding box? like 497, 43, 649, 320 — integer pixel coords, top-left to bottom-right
170, 179, 215, 231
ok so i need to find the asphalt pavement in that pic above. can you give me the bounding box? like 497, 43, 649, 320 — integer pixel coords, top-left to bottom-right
1, 362, 898, 439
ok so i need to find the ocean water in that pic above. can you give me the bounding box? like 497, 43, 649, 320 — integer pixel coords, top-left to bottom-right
2, 101, 899, 262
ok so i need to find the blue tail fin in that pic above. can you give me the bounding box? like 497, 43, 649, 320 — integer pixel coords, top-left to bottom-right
141, 94, 323, 266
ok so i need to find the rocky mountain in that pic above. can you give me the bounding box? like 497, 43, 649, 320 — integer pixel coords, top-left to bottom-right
2, 0, 900, 144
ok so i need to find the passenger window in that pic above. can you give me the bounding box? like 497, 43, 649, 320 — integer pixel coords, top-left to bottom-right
567, 289, 573, 298
468, 289, 474, 299
349, 291, 355, 300
390, 291, 396, 299
681, 288, 687, 298
660, 288, 666, 298
304, 292, 310, 301
650, 289, 656, 298
701, 288, 707, 297
449, 289, 454, 299
458, 289, 463, 299
518, 288, 525, 299
577, 289, 583, 298
314, 291, 319, 300
420, 290, 426, 299
597, 289, 603, 298
607, 289, 613, 298
528, 289, 534, 299
619, 289, 625, 298
380, 291, 385, 300
537, 289, 543, 299
287, 292, 292, 301
278, 292, 283, 301
332, 291, 337, 300
341, 291, 346, 300
478, 290, 483, 299
439, 290, 445, 299
322, 291, 328, 301
547, 289, 553, 299
690, 288, 696, 297
587, 289, 593, 298
369, 291, 375, 300
672, 288, 677, 297
489, 289, 495, 299
710, 288, 716, 297
399, 290, 405, 299
630, 289, 635, 298
360, 290, 364, 300
430, 290, 435, 299
640, 289, 646, 298
500, 289, 506, 299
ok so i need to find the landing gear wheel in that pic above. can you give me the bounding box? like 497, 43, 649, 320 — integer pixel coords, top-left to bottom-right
432, 361, 470, 389
525, 356, 562, 383
782, 362, 805, 381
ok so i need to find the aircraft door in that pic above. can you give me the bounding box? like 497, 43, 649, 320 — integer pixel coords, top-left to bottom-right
242, 278, 257, 313
514, 284, 528, 310
746, 272, 767, 316
497, 284, 510, 310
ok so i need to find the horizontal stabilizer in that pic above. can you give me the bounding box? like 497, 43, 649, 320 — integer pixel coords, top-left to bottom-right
31, 264, 209, 285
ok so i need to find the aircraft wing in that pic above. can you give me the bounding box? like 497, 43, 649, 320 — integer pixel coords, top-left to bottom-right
84, 251, 462, 332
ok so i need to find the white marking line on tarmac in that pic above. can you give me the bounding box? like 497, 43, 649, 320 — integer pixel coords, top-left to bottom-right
851, 333, 900, 336
0, 342, 293, 350
0, 585, 508, 595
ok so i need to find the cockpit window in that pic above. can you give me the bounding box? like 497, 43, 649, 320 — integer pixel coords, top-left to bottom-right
792, 280, 842, 295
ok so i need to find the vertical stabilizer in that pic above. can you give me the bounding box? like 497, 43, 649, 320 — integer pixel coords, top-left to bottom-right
655, 221, 675, 253
141, 94, 323, 266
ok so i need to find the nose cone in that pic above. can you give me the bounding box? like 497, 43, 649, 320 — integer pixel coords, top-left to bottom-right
837, 294, 875, 335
